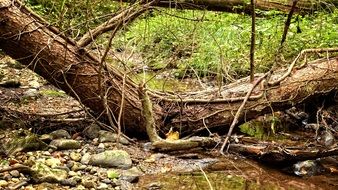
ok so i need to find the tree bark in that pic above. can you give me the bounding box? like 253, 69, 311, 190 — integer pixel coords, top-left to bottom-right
119, 0, 337, 14
0, 0, 162, 135
1, 0, 338, 137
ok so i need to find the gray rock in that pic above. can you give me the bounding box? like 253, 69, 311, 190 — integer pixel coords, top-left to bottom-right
118, 180, 133, 190
97, 182, 109, 190
23, 88, 40, 99
98, 143, 105, 149
55, 166, 70, 173
71, 162, 86, 171
9, 170, 20, 177
81, 177, 96, 188
50, 129, 71, 139
60, 178, 78, 187
49, 139, 81, 150
89, 150, 132, 169
68, 171, 78, 177
80, 153, 91, 165
101, 179, 112, 184
120, 167, 142, 183
45, 157, 61, 168
67, 161, 75, 168
83, 124, 101, 139
3, 173, 11, 181
99, 130, 129, 145
39, 134, 53, 143
0, 180, 8, 187
31, 163, 68, 182
70, 152, 82, 162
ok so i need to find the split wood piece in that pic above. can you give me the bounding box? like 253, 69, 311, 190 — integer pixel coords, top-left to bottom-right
229, 143, 338, 163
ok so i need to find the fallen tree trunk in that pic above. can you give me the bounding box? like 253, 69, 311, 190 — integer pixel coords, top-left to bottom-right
119, 0, 338, 14
1, 0, 338, 137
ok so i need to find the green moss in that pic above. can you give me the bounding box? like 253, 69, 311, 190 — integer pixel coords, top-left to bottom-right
3, 130, 49, 155
239, 116, 286, 140
107, 170, 120, 179
40, 89, 66, 97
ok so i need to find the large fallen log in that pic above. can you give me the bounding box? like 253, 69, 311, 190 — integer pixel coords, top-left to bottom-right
1, 0, 338, 137
119, 0, 338, 14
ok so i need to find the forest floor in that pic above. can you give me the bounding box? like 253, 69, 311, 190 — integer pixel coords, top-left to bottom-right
1, 56, 338, 189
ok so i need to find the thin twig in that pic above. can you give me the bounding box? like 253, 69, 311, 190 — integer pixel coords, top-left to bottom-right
280, 0, 299, 46
268, 47, 338, 86
220, 73, 269, 154
249, 0, 256, 82
198, 164, 214, 190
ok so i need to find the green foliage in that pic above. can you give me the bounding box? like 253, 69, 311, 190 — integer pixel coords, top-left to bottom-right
116, 9, 338, 79
25, 0, 120, 38
25, 0, 338, 80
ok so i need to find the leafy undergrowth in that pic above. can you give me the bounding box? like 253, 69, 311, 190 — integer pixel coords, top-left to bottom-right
114, 9, 338, 80
25, 1, 338, 84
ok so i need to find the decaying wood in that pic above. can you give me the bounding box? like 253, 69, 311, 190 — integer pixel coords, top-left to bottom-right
1, 0, 338, 139
229, 142, 338, 163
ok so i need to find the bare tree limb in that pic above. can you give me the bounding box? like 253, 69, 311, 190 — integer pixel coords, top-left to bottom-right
250, 0, 256, 82
77, 2, 154, 47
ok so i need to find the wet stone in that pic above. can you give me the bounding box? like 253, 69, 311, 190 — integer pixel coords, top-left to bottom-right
49, 139, 81, 150
293, 160, 325, 176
